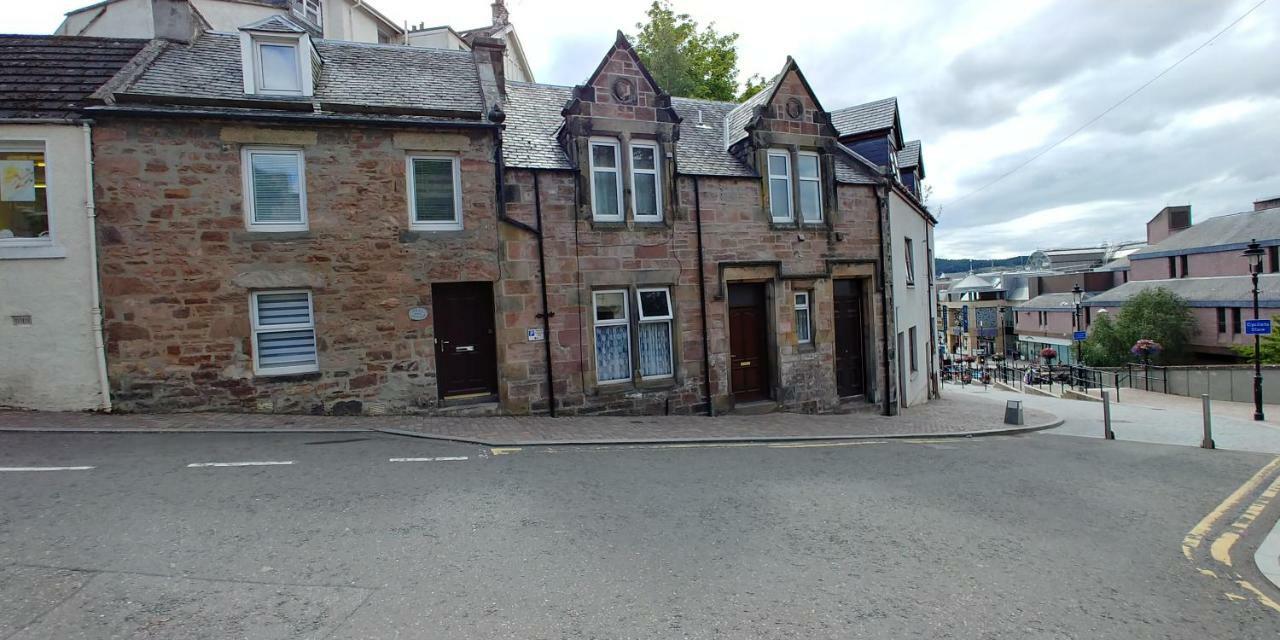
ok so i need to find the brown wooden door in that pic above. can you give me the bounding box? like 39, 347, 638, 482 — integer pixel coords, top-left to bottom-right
834, 279, 866, 397
432, 282, 498, 398
728, 283, 770, 402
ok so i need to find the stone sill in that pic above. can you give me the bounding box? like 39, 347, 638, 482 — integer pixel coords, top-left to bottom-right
592, 377, 680, 397
252, 371, 323, 383
0, 244, 67, 260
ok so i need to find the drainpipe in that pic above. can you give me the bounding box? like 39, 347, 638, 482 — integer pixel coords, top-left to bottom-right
875, 180, 892, 416
532, 171, 556, 417
693, 175, 714, 416
83, 123, 111, 412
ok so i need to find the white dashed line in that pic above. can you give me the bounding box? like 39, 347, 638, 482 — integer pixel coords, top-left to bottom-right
186, 461, 295, 468
0, 466, 95, 472
388, 456, 470, 462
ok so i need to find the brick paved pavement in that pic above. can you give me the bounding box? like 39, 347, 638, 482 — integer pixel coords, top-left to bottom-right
0, 393, 1058, 445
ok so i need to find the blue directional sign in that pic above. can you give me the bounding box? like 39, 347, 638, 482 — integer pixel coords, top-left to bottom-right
1245, 319, 1272, 336
1073, 331, 1087, 341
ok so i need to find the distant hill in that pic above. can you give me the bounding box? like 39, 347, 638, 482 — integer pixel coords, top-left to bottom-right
934, 256, 1029, 275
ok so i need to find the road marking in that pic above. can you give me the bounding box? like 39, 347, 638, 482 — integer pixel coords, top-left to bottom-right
388, 456, 469, 462
0, 466, 95, 472
1182, 455, 1280, 560
1211, 532, 1239, 567
489, 448, 522, 456
1236, 578, 1280, 613
186, 461, 295, 468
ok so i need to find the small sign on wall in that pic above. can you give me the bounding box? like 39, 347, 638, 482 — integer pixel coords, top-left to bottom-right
527, 328, 544, 342
408, 307, 428, 321
1246, 319, 1272, 336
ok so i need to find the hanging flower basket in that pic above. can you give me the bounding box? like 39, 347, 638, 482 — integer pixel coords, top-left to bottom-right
1131, 339, 1163, 363
1040, 347, 1058, 363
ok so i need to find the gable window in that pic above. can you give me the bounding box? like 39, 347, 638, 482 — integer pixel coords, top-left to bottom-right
251, 290, 318, 375
589, 139, 623, 221
293, 0, 322, 27
767, 150, 792, 222
636, 288, 674, 378
0, 144, 49, 245
630, 142, 662, 222
593, 290, 631, 383
254, 39, 302, 94
797, 152, 822, 223
794, 291, 812, 344
242, 147, 307, 231
407, 156, 462, 230
904, 237, 916, 286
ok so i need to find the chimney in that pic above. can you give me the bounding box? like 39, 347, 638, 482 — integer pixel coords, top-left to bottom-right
1145, 205, 1191, 245
152, 0, 198, 43
1255, 196, 1280, 211
492, 0, 510, 27
471, 35, 507, 107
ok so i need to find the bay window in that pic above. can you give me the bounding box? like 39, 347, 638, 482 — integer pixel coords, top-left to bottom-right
589, 139, 623, 221
251, 290, 318, 375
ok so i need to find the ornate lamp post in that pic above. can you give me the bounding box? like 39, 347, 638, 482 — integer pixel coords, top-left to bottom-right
1243, 239, 1265, 421
1071, 283, 1084, 367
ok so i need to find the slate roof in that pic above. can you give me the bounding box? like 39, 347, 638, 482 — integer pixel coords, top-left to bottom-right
723, 75, 778, 147
671, 97, 753, 177
0, 35, 146, 121
831, 97, 897, 138
1082, 275, 1280, 308
240, 15, 308, 34
120, 33, 484, 116
502, 82, 572, 170
949, 273, 1002, 293
899, 140, 921, 169
1129, 206, 1280, 259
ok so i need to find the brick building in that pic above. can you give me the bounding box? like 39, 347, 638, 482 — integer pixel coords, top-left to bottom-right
78, 19, 935, 416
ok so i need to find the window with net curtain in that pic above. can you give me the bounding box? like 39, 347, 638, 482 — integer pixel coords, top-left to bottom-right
593, 290, 630, 383
0, 146, 48, 243
409, 156, 461, 230
637, 288, 673, 378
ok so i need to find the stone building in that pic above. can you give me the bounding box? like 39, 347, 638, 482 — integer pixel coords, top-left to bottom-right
77, 19, 935, 416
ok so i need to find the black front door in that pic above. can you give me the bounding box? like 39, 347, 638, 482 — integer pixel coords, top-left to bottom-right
834, 279, 866, 397
728, 283, 770, 402
432, 282, 498, 398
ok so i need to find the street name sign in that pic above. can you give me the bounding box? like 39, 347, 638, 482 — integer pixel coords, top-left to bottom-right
1073, 331, 1087, 341
1245, 319, 1272, 336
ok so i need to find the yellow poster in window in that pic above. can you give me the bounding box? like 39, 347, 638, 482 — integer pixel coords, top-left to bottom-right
0, 161, 36, 202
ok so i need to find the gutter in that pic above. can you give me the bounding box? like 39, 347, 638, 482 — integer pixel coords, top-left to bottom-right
692, 176, 714, 416
85, 105, 499, 131
82, 123, 112, 412
875, 179, 894, 416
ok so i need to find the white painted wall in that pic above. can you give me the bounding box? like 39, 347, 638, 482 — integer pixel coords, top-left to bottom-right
190, 0, 278, 32
57, 0, 154, 38
407, 29, 467, 50
0, 125, 104, 411
59, 0, 394, 43
889, 190, 935, 407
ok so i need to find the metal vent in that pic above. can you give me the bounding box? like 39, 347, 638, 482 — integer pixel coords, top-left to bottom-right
11, 315, 32, 326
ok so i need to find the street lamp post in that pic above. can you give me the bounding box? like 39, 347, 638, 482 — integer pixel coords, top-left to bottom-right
1072, 283, 1083, 368
1243, 239, 1265, 421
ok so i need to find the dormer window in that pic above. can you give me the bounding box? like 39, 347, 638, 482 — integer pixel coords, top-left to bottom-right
768, 149, 823, 224
767, 150, 792, 223
255, 39, 302, 94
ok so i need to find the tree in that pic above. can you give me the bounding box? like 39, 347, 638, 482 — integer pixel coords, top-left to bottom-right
738, 73, 768, 102
1080, 288, 1197, 366
1233, 314, 1280, 363
631, 1, 757, 102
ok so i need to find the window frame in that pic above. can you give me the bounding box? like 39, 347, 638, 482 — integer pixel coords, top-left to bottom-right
628, 141, 663, 223
406, 154, 463, 231
767, 149, 793, 223
592, 289, 632, 384
796, 151, 823, 223
909, 326, 919, 373
292, 0, 322, 27
635, 287, 674, 380
904, 237, 917, 287
249, 289, 319, 376
588, 138, 624, 222
1178, 254, 1189, 278
0, 141, 53, 248
252, 37, 304, 95
794, 291, 812, 344
241, 146, 308, 232
1217, 307, 1227, 334
1232, 307, 1242, 334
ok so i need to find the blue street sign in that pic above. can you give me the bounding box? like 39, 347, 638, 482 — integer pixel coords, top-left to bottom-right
1245, 319, 1272, 336
1073, 331, 1087, 341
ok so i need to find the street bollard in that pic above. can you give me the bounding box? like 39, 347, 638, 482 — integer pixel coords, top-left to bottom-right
1201, 394, 1215, 450
1102, 391, 1115, 440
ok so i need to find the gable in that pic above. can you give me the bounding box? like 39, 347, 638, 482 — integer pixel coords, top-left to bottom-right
756, 66, 826, 138
564, 31, 677, 123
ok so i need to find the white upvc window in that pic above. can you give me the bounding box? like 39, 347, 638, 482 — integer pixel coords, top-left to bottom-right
904, 237, 917, 286
407, 155, 463, 231
0, 142, 51, 248
253, 38, 303, 94
630, 141, 662, 222
797, 152, 822, 223
767, 150, 792, 222
636, 287, 674, 379
242, 147, 307, 231
589, 138, 623, 221
794, 291, 812, 344
251, 290, 319, 376
593, 290, 631, 383
293, 0, 322, 27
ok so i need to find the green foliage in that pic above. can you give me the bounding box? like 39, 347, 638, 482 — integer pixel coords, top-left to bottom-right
1232, 314, 1280, 363
631, 1, 754, 102
738, 73, 768, 102
1081, 288, 1198, 366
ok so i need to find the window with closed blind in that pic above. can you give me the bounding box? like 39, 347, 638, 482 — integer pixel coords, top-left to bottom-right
407, 156, 462, 230
242, 147, 307, 231
251, 290, 318, 375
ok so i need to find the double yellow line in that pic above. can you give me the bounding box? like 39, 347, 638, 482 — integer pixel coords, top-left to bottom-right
1184, 456, 1280, 612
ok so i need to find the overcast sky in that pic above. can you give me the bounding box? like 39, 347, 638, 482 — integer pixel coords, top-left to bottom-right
11, 0, 1280, 258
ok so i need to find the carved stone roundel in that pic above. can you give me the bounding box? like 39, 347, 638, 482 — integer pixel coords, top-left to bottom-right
612, 77, 637, 105
785, 97, 804, 119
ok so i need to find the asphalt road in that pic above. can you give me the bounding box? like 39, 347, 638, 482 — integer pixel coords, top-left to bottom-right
2, 430, 1279, 639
